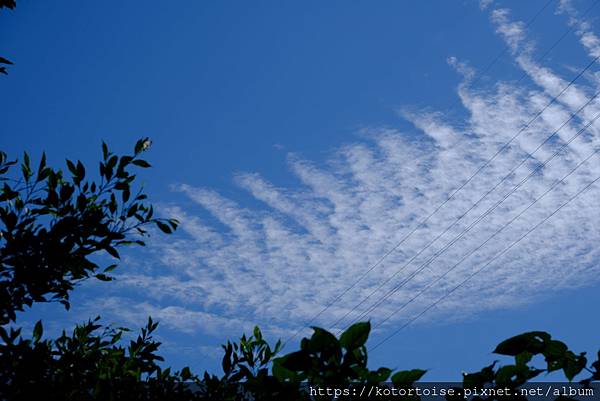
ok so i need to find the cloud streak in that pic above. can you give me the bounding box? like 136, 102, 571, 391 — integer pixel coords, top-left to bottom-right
96, 3, 600, 342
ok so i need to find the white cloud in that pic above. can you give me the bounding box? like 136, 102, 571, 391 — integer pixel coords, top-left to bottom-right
92, 2, 600, 342
559, 0, 600, 58
479, 0, 494, 11
491, 8, 529, 54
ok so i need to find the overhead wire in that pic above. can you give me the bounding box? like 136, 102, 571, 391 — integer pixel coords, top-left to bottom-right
370, 139, 600, 351
282, 0, 595, 345
344, 107, 600, 329
337, 94, 600, 330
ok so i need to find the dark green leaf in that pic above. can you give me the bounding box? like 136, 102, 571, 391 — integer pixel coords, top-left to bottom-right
515, 351, 533, 366
122, 187, 130, 202
105, 246, 120, 259
132, 159, 151, 168
369, 367, 392, 382
306, 327, 340, 357
494, 331, 550, 356
134, 137, 151, 154
76, 160, 85, 181
563, 353, 587, 381
32, 320, 43, 342
391, 369, 426, 385
95, 274, 113, 282
253, 326, 262, 341
23, 152, 30, 168
103, 264, 118, 273
279, 351, 312, 372
102, 141, 109, 160
340, 321, 370, 350
180, 366, 192, 380
272, 357, 299, 381
155, 221, 173, 234
66, 159, 77, 176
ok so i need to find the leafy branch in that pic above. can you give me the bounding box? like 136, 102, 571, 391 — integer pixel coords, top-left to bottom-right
0, 139, 178, 324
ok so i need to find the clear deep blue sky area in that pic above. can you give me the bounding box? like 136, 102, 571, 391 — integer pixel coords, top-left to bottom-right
2, 0, 600, 380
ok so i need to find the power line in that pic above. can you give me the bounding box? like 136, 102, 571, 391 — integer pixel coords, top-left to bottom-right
370, 145, 600, 352
335, 0, 600, 331
346, 109, 600, 328
357, 0, 600, 343
338, 97, 600, 330
328, 5, 600, 330
282, 0, 588, 345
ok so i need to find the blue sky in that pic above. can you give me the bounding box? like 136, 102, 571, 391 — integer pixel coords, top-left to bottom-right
3, 0, 600, 380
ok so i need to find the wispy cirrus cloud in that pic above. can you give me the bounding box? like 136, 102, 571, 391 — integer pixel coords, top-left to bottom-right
93, 2, 600, 342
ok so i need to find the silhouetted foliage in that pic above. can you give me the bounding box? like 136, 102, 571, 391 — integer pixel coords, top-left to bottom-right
445, 331, 595, 401
0, 0, 15, 75
0, 57, 12, 76
5, 317, 600, 400
0, 0, 15, 9
0, 139, 178, 324
198, 322, 426, 400
0, 317, 203, 401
